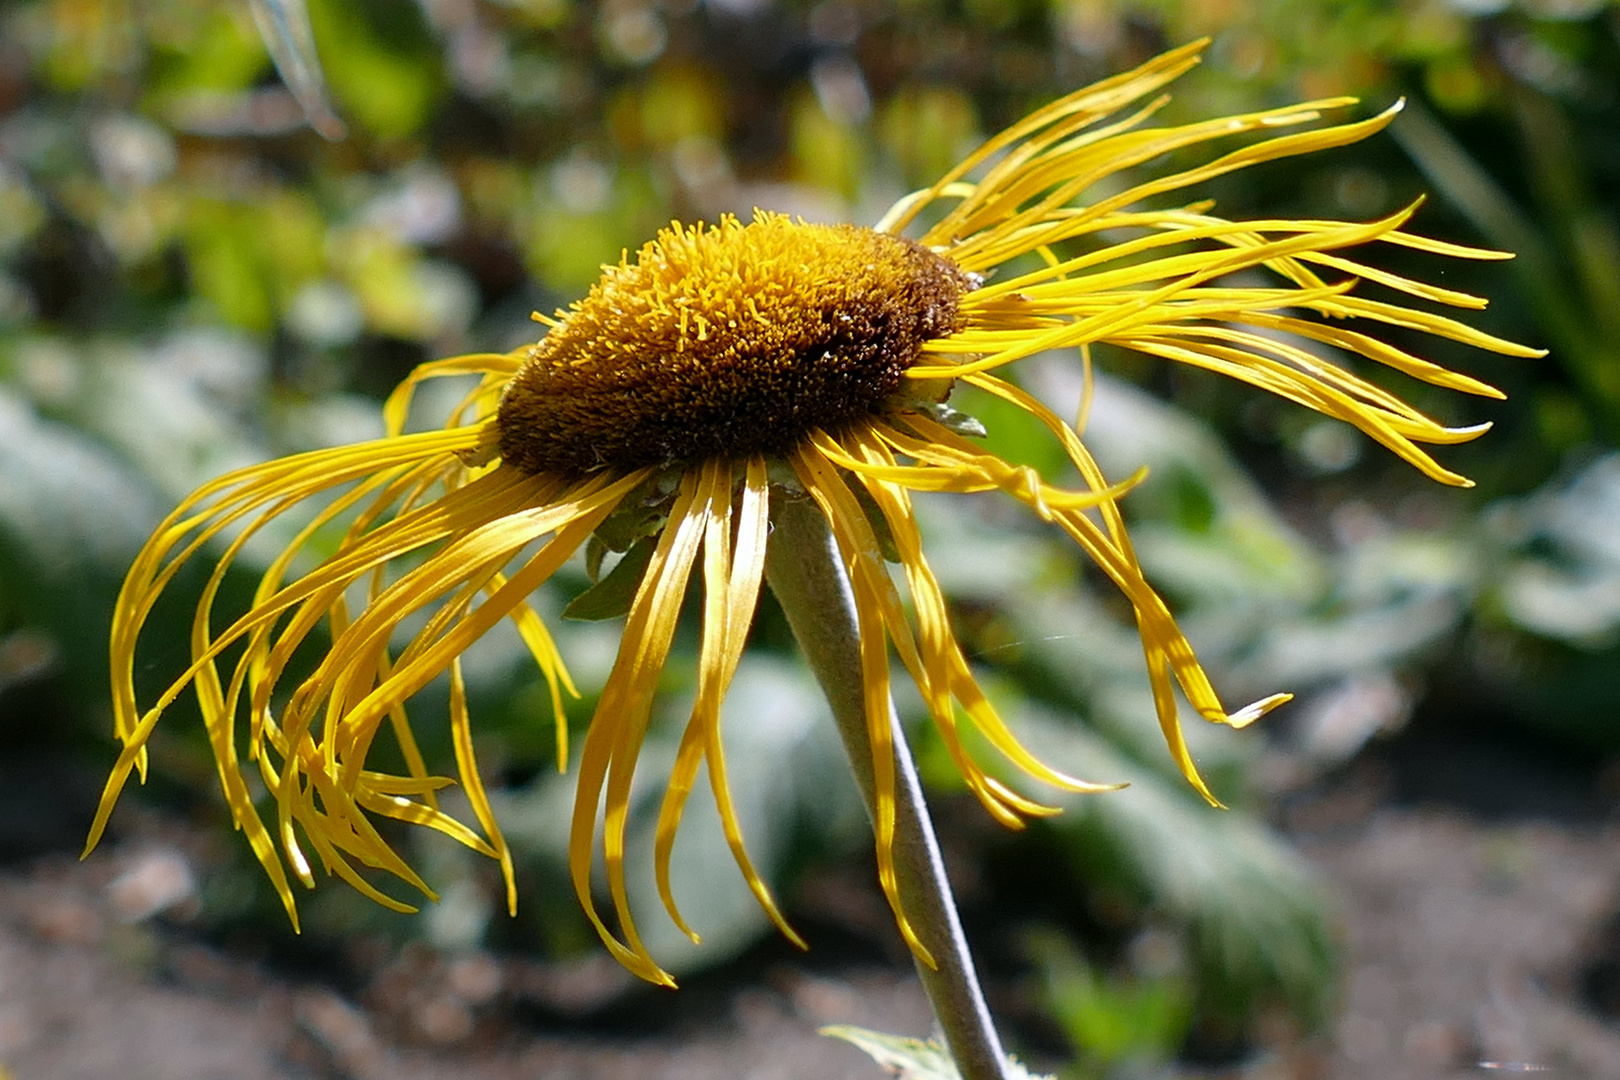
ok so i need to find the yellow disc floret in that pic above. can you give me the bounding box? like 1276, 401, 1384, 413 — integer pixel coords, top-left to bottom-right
498, 211, 970, 474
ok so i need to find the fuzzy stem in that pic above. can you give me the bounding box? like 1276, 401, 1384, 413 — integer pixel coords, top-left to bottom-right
765, 493, 1011, 1080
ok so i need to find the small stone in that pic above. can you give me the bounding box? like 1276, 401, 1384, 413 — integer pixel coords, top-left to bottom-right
105, 849, 196, 923
446, 953, 503, 1005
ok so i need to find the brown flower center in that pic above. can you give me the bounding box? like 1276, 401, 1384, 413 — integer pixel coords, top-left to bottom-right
496, 212, 970, 474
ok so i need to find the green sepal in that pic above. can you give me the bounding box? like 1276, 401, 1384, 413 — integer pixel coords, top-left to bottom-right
847, 475, 902, 564
584, 534, 610, 583
582, 476, 673, 584
593, 499, 666, 555
563, 535, 656, 621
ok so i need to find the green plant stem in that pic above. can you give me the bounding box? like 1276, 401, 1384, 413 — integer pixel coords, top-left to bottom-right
765, 493, 1012, 1080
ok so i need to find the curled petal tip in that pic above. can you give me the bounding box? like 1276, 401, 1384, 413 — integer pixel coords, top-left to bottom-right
1227, 692, 1293, 729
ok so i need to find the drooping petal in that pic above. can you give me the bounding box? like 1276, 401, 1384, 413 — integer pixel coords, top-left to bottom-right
835, 426, 1119, 809
953, 374, 1292, 798
94, 409, 650, 921
569, 467, 711, 987
788, 441, 934, 968
650, 456, 803, 949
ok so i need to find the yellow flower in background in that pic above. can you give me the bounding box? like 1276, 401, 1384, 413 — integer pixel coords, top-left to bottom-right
86, 42, 1537, 987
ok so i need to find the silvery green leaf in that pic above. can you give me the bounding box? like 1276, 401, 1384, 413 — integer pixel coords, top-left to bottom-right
1012, 704, 1337, 1027
0, 389, 162, 578
592, 490, 669, 553
617, 658, 861, 974
821, 1025, 1053, 1080
849, 475, 902, 563
1491, 453, 1620, 643
491, 657, 863, 977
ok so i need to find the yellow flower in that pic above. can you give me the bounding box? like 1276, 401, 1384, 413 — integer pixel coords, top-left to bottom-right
86, 43, 1537, 986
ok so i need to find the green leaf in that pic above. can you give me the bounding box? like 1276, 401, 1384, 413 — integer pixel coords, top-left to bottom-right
183, 199, 276, 332
1012, 706, 1338, 1029
950, 381, 1069, 481
821, 1025, 1054, 1080
147, 4, 268, 96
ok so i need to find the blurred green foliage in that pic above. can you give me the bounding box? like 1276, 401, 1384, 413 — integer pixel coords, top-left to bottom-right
2, 0, 1617, 1071
1025, 927, 1193, 1078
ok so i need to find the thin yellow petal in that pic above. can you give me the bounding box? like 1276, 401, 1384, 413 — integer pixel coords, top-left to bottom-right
788, 442, 935, 969
570, 469, 708, 987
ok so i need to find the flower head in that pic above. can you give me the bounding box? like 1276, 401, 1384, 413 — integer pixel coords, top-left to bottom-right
87, 43, 1538, 986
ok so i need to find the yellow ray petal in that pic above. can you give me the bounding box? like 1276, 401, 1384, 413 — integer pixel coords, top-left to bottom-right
788, 442, 935, 969
837, 426, 1120, 808
570, 468, 709, 987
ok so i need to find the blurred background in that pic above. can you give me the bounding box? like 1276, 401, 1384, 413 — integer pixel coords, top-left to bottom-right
1, 0, 1618, 1077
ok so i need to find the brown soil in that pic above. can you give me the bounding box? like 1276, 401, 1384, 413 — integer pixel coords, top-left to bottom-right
2, 762, 1618, 1079
1296, 799, 1620, 1077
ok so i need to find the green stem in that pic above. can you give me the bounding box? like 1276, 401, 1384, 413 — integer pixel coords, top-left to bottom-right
765, 494, 1012, 1080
